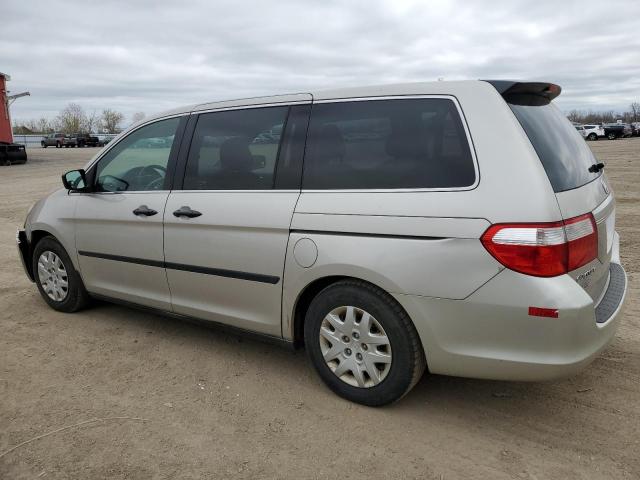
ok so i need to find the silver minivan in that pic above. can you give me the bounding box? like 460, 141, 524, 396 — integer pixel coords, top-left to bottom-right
17, 81, 627, 405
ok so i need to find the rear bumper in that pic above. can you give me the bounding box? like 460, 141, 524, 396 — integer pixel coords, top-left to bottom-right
395, 261, 627, 382
17, 229, 34, 282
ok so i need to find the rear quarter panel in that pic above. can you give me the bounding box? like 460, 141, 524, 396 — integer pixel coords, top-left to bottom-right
283, 81, 565, 341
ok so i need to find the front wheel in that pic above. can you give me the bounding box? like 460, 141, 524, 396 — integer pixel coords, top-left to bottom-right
33, 236, 89, 312
304, 280, 426, 406
588, 133, 597, 141
607, 132, 616, 140
41, 141, 47, 148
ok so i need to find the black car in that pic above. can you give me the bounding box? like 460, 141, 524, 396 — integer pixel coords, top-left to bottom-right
73, 133, 101, 147
603, 124, 630, 140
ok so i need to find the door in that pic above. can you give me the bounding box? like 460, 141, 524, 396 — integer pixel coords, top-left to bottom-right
75, 116, 184, 310
163, 104, 309, 336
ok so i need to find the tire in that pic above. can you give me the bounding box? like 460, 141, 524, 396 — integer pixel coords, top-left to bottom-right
32, 236, 89, 313
588, 133, 597, 141
41, 141, 47, 148
607, 132, 616, 140
56, 142, 61, 148
1, 153, 9, 166
304, 279, 426, 406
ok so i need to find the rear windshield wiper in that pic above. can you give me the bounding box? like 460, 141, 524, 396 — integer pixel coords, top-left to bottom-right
588, 162, 605, 173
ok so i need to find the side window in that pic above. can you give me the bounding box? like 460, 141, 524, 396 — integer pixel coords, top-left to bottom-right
183, 106, 289, 190
302, 98, 476, 189
95, 117, 180, 192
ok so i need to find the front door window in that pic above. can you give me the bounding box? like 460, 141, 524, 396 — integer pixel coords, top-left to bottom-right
95, 117, 180, 192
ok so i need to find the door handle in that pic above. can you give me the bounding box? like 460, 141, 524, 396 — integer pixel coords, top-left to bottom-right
173, 206, 202, 218
132, 205, 158, 216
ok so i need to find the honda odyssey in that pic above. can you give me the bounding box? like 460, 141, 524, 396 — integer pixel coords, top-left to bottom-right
17, 80, 627, 405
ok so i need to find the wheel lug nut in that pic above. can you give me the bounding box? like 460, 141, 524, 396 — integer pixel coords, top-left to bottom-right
356, 353, 363, 361
361, 344, 368, 351
342, 335, 350, 342
352, 332, 359, 339
344, 348, 352, 356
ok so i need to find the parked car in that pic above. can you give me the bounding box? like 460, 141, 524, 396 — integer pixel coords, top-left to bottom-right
582, 124, 605, 140
74, 133, 101, 147
17, 81, 627, 406
96, 135, 115, 146
574, 125, 585, 137
603, 124, 630, 140
41, 133, 71, 148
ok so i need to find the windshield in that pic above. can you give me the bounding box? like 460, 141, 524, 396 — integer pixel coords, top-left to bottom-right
508, 102, 601, 192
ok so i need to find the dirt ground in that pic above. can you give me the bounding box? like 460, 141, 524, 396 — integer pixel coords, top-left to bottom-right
1, 139, 639, 479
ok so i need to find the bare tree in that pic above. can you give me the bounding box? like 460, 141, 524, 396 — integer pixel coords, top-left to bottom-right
56, 103, 87, 133
36, 117, 53, 133
630, 102, 640, 123
84, 110, 100, 133
101, 109, 125, 133
131, 112, 146, 124
567, 110, 582, 123
566, 109, 625, 125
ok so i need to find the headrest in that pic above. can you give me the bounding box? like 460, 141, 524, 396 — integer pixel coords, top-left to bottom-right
385, 128, 426, 159
316, 124, 346, 161
220, 137, 253, 172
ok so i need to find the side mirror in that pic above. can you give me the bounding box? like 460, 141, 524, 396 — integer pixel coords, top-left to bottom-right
62, 169, 89, 191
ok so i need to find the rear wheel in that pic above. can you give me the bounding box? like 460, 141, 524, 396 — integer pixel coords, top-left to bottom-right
607, 132, 616, 140
304, 280, 425, 406
33, 236, 89, 313
56, 142, 61, 148
41, 141, 47, 148
588, 133, 597, 141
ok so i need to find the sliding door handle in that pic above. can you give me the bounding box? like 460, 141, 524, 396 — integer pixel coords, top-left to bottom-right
133, 205, 158, 216
173, 206, 202, 218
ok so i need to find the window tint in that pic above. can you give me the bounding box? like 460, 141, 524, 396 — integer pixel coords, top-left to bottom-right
183, 106, 289, 190
95, 117, 180, 192
302, 98, 475, 190
508, 102, 601, 192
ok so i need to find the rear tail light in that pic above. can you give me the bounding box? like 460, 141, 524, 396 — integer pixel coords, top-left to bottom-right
481, 213, 597, 277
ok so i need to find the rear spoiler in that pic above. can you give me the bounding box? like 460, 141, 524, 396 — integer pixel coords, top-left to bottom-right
483, 80, 562, 106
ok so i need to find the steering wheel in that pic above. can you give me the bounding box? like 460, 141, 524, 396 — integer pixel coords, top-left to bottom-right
137, 164, 167, 190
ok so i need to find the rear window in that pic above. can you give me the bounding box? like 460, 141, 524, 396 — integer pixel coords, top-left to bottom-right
508, 102, 601, 192
302, 98, 476, 189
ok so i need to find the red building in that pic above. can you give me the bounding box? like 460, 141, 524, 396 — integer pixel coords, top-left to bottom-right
0, 72, 13, 144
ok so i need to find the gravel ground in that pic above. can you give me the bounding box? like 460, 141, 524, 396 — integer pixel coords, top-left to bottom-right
1, 139, 639, 479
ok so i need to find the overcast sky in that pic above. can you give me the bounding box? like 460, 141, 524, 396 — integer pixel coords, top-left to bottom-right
2, 0, 639, 125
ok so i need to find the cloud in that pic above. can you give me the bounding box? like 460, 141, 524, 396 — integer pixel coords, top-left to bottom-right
2, 0, 639, 123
